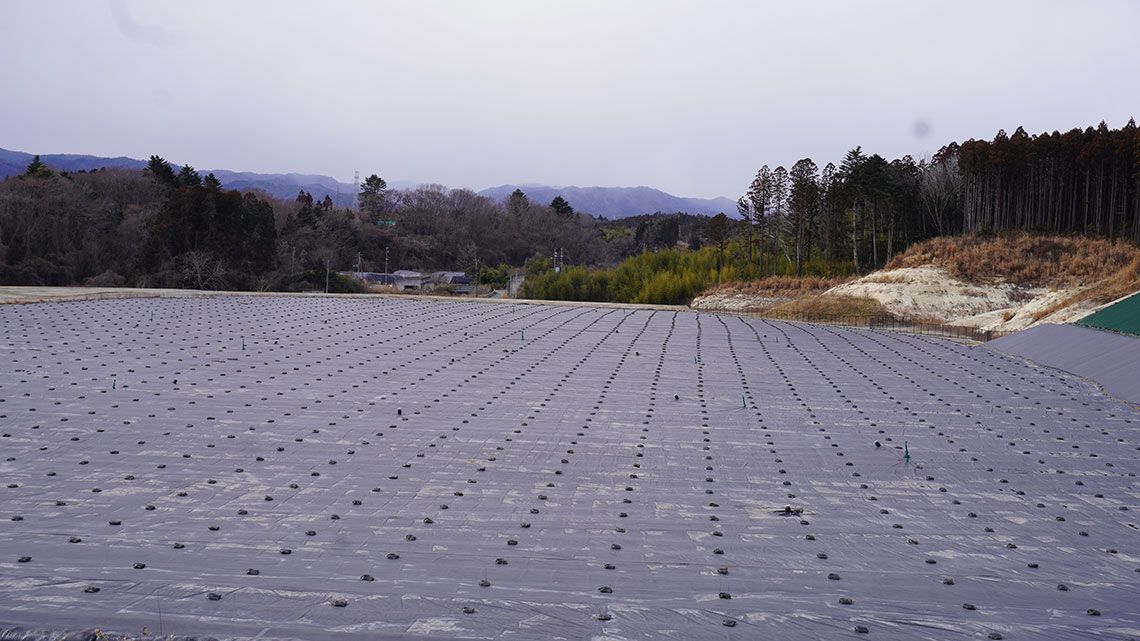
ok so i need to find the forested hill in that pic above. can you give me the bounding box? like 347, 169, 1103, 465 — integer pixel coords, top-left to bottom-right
479, 184, 736, 218
733, 119, 1140, 278
4, 118, 1139, 304
0, 148, 147, 178
0, 148, 359, 207
0, 149, 735, 217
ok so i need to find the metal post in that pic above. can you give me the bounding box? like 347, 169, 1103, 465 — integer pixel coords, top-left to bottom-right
325, 258, 330, 294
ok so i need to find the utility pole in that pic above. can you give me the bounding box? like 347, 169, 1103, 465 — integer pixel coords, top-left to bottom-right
473, 256, 479, 298
357, 251, 362, 278
384, 246, 389, 276
325, 258, 330, 294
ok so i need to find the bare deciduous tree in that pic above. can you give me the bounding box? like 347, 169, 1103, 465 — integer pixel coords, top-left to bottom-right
180, 251, 226, 290
920, 154, 961, 235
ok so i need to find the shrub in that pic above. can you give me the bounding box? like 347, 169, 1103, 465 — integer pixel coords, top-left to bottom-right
83, 270, 126, 288
273, 269, 368, 294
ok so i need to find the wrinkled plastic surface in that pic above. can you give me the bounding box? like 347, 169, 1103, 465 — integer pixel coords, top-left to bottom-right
1, 297, 1138, 640
988, 322, 1140, 404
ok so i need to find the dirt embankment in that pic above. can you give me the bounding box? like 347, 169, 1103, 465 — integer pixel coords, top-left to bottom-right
690, 276, 849, 313
825, 264, 1090, 331
691, 234, 1140, 332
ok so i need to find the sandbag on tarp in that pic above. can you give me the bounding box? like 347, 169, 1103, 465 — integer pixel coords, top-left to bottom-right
0, 629, 211, 641
0, 630, 98, 641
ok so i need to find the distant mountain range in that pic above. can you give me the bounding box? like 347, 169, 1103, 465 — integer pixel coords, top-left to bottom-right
0, 148, 735, 218
478, 184, 736, 218
0, 148, 361, 207
1, 148, 149, 179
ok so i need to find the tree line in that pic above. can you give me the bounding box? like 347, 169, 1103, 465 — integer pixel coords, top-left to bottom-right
731, 119, 1140, 281
956, 121, 1140, 238
0, 155, 676, 290
4, 118, 1136, 298
522, 119, 1140, 306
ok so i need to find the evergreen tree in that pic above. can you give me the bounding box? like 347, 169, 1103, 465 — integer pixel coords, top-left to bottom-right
770, 166, 790, 268
358, 174, 388, 221
178, 165, 201, 187
507, 189, 529, 217
818, 162, 842, 263
550, 195, 574, 216
736, 196, 754, 264
295, 190, 316, 228
23, 155, 53, 178
704, 212, 731, 279
747, 165, 772, 273
788, 158, 820, 276
146, 155, 178, 187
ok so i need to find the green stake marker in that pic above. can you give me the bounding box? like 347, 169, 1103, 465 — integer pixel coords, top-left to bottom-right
904, 441, 910, 463
741, 394, 746, 408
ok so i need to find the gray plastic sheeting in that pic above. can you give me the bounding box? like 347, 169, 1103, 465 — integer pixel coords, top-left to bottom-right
1, 297, 1138, 641
987, 323, 1140, 405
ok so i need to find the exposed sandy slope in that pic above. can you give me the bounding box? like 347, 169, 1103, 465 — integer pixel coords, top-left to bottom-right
691, 265, 1114, 332
824, 266, 1102, 331
689, 292, 794, 312
692, 234, 1140, 332
690, 277, 848, 313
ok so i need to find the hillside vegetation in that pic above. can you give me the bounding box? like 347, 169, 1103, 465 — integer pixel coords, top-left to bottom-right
5, 119, 1140, 305
521, 248, 721, 305
884, 234, 1138, 289
478, 184, 734, 218
879, 233, 1140, 323
690, 275, 850, 312
0, 157, 646, 291
697, 233, 1140, 331
521, 240, 852, 306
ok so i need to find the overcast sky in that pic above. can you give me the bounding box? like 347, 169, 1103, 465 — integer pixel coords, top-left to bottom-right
3, 1, 1138, 198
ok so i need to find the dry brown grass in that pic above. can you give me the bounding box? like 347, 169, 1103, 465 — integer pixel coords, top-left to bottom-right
767, 294, 893, 320
704, 275, 851, 298
863, 273, 910, 284
1031, 253, 1140, 321
885, 233, 1140, 289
